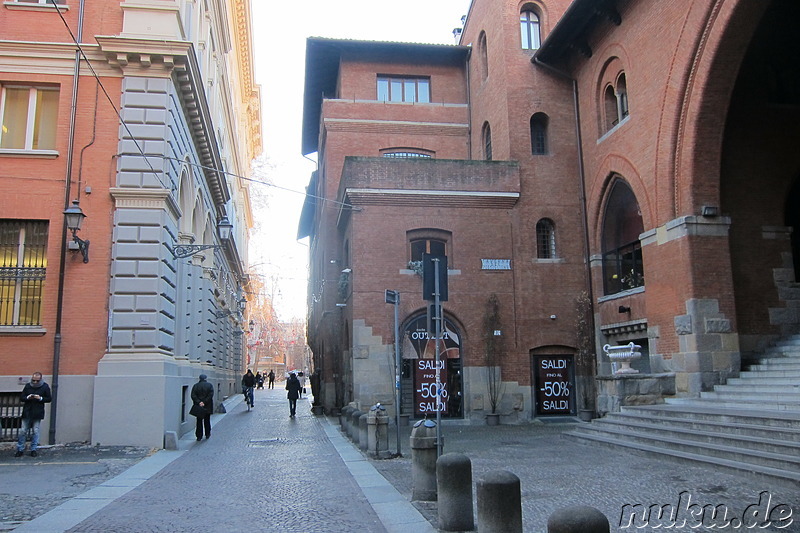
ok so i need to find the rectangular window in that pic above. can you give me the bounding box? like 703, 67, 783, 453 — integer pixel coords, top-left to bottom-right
16, 0, 66, 3
0, 220, 48, 326
411, 238, 445, 261
377, 76, 430, 103
0, 86, 59, 151
602, 241, 644, 294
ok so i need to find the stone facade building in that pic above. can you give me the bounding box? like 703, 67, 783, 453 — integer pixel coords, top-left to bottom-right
0, 0, 260, 447
300, 0, 800, 423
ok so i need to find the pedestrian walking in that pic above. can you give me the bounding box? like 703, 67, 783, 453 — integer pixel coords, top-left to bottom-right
15, 372, 51, 457
285, 372, 302, 417
297, 371, 306, 399
190, 374, 214, 441
267, 370, 275, 389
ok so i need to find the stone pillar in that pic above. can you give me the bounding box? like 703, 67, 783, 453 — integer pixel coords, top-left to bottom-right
437, 453, 473, 531
410, 420, 438, 501
476, 470, 522, 533
547, 505, 609, 532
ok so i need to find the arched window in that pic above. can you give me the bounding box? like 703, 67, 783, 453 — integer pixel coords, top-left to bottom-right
530, 113, 548, 155
601, 179, 645, 294
617, 73, 629, 119
478, 31, 489, 81
604, 85, 618, 131
520, 10, 541, 50
482, 122, 492, 160
536, 218, 556, 259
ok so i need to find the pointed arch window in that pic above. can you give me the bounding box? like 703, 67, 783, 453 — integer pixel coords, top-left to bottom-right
482, 122, 492, 161
478, 31, 489, 81
601, 179, 645, 294
530, 113, 548, 155
536, 218, 556, 259
520, 10, 541, 50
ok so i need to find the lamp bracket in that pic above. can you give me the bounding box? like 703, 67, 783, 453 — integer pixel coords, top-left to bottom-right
171, 243, 222, 259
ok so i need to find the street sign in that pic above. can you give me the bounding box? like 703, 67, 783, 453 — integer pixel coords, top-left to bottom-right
385, 289, 398, 305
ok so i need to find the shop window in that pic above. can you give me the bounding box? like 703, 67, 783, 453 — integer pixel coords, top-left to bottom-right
0, 220, 48, 326
601, 180, 644, 294
0, 85, 58, 151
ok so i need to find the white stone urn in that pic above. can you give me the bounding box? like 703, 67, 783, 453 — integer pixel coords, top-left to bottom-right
603, 342, 642, 375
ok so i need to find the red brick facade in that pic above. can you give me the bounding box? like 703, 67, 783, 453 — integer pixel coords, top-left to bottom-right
301, 0, 800, 420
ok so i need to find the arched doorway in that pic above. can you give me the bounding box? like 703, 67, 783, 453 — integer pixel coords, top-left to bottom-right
400, 313, 463, 418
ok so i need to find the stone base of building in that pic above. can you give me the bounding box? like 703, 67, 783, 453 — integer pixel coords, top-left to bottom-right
596, 373, 676, 416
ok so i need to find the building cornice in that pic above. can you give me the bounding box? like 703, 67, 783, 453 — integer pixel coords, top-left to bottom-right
0, 41, 114, 76
343, 188, 520, 209
96, 36, 230, 211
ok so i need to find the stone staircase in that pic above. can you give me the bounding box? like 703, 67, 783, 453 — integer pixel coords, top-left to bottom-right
568, 335, 800, 486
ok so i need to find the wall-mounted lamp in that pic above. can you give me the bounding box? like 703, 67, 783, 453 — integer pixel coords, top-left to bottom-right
701, 205, 719, 217
335, 303, 347, 307
618, 305, 631, 314
549, 314, 557, 320
215, 297, 246, 318
171, 216, 233, 259
341, 268, 352, 274
64, 200, 89, 263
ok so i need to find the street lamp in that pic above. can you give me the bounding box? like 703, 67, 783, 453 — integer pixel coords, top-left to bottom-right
63, 200, 89, 263
214, 296, 247, 318
171, 216, 233, 259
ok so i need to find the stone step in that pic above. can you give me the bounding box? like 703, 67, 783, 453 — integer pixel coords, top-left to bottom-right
735, 369, 800, 379
668, 397, 800, 411
627, 404, 800, 428
569, 430, 800, 488
595, 415, 800, 453
700, 389, 800, 401
607, 409, 800, 441
570, 423, 800, 472
747, 362, 800, 371
712, 383, 800, 393
727, 376, 800, 385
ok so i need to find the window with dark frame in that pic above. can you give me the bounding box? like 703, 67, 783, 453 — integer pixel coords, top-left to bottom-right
411, 238, 446, 262
377, 76, 431, 103
520, 10, 541, 50
482, 122, 492, 161
536, 218, 556, 259
0, 220, 48, 327
530, 113, 548, 155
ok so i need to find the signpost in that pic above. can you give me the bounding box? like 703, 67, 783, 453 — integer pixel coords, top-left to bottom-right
422, 253, 447, 457
385, 289, 401, 456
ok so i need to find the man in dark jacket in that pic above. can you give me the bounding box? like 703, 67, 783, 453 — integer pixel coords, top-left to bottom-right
285, 372, 302, 418
190, 374, 214, 441
241, 369, 256, 408
16, 372, 51, 457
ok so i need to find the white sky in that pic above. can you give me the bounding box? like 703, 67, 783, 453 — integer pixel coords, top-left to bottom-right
248, 0, 472, 320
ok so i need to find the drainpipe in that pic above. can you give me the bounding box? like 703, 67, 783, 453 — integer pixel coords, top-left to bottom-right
532, 56, 598, 399
50, 0, 85, 445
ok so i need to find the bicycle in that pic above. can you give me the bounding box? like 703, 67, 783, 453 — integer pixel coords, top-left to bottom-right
243, 386, 254, 411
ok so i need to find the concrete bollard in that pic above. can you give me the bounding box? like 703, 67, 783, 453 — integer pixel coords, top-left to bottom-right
340, 406, 353, 433
410, 419, 438, 501
547, 505, 609, 533
350, 409, 363, 441
437, 453, 474, 531
367, 403, 390, 458
163, 431, 178, 450
476, 470, 522, 533
358, 411, 368, 451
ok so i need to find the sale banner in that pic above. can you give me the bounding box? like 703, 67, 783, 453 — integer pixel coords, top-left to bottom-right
534, 355, 575, 415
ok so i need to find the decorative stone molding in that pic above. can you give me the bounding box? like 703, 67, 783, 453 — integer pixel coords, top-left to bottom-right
110, 187, 180, 220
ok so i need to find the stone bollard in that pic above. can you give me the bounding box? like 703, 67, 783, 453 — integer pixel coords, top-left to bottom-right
367, 403, 390, 458
358, 411, 368, 451
341, 406, 354, 435
437, 453, 474, 531
163, 431, 178, 450
476, 470, 522, 533
350, 409, 363, 441
410, 419, 438, 501
547, 505, 609, 533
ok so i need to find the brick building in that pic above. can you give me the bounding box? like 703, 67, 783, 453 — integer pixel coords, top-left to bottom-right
0, 0, 260, 447
299, 0, 800, 423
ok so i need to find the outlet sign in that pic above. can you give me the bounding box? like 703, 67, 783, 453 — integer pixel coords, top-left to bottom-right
533, 355, 575, 416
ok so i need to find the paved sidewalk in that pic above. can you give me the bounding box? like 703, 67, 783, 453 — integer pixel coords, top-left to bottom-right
1, 389, 798, 532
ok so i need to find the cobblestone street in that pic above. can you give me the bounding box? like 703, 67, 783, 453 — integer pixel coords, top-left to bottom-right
1, 387, 798, 532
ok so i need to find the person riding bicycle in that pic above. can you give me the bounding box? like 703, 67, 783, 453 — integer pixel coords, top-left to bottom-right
242, 369, 256, 408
